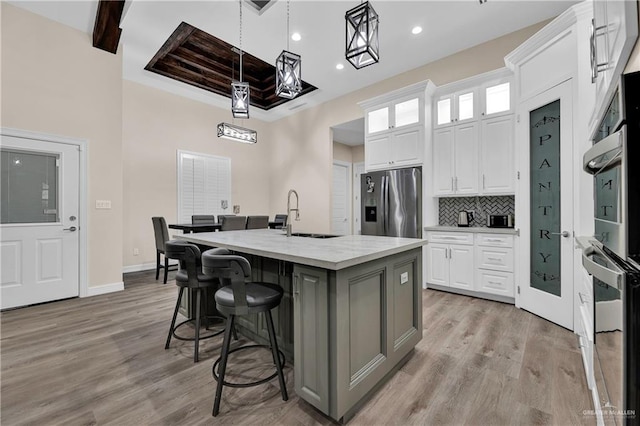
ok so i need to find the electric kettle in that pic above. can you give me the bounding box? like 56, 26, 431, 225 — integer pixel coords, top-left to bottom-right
457, 211, 473, 227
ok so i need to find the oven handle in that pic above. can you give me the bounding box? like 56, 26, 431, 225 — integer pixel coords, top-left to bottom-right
583, 126, 624, 175
582, 245, 624, 290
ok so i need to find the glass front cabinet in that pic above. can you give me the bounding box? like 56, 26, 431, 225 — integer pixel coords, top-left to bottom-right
361, 81, 435, 172
432, 69, 515, 196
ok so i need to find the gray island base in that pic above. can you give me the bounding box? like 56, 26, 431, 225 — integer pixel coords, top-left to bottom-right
174, 229, 424, 422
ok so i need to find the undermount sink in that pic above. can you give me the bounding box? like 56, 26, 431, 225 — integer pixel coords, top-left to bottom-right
287, 232, 341, 239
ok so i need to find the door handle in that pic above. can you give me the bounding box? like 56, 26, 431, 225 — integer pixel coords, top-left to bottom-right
63, 226, 77, 232
551, 231, 570, 238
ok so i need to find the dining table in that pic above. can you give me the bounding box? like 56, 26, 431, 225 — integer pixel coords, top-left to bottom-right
168, 223, 221, 233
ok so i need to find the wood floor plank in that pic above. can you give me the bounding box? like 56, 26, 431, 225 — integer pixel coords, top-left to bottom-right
0, 273, 594, 425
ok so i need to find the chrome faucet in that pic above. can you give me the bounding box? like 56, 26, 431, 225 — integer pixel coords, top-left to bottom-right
286, 189, 300, 237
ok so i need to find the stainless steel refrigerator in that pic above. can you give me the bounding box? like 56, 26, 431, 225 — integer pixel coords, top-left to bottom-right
361, 167, 421, 238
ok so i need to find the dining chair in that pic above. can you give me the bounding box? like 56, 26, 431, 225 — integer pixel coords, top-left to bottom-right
151, 216, 178, 284
220, 215, 247, 231
274, 214, 288, 229
192, 215, 216, 224
246, 215, 269, 229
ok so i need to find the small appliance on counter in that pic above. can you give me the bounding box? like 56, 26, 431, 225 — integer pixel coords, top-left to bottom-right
457, 211, 473, 227
487, 214, 514, 228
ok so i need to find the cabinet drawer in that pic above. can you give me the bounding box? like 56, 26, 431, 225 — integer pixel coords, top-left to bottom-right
475, 270, 514, 297
476, 233, 513, 247
426, 232, 473, 245
476, 246, 513, 272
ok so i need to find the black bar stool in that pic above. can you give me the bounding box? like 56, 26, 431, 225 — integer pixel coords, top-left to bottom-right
202, 249, 288, 417
164, 241, 228, 363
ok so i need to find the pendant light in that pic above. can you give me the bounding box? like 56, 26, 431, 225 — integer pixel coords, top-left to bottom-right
345, 1, 379, 69
232, 0, 250, 118
275, 0, 302, 99
217, 122, 257, 144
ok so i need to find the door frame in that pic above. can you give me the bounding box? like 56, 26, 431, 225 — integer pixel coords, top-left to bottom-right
514, 79, 574, 330
332, 160, 352, 235
1, 127, 88, 298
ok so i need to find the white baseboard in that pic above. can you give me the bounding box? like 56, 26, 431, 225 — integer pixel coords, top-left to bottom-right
122, 260, 179, 274
85, 281, 124, 297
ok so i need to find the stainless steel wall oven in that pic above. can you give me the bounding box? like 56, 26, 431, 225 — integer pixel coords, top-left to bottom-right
583, 71, 640, 425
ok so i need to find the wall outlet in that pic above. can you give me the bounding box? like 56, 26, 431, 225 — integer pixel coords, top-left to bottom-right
233, 205, 240, 214
96, 200, 112, 209
133, 248, 139, 256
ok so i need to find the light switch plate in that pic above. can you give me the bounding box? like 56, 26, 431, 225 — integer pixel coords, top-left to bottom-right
400, 272, 409, 284
96, 200, 112, 209
233, 205, 240, 214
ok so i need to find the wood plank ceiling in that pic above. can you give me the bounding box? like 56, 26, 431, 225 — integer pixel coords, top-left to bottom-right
145, 22, 317, 111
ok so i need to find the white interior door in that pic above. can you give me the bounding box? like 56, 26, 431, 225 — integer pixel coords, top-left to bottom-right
1, 135, 80, 309
332, 161, 351, 235
516, 80, 573, 330
353, 162, 365, 235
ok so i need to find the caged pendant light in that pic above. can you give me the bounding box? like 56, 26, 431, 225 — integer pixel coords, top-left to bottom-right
231, 0, 250, 118
345, 1, 379, 69
275, 0, 302, 99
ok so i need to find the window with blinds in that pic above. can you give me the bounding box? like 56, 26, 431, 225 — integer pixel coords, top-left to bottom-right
177, 150, 231, 223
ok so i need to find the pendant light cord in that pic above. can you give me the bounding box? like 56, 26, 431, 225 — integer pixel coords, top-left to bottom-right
239, 0, 243, 82
286, 0, 290, 51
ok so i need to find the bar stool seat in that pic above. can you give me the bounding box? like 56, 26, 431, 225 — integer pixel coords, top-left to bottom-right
202, 249, 288, 417
214, 282, 283, 312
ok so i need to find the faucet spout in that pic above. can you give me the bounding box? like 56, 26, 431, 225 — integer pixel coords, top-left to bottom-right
286, 189, 300, 237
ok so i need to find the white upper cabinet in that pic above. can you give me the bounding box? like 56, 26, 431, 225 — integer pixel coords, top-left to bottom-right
360, 81, 435, 172
366, 94, 423, 136
482, 80, 512, 117
434, 89, 478, 128
432, 69, 515, 196
590, 0, 638, 127
367, 106, 390, 134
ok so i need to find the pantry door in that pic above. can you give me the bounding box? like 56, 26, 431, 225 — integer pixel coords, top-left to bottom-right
1, 134, 80, 309
516, 80, 574, 330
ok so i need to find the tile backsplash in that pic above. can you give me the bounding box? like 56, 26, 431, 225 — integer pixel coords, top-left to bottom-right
438, 196, 515, 227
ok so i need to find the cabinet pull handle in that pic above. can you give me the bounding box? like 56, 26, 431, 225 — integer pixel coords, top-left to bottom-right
482, 174, 486, 190
488, 257, 501, 262
455, 177, 458, 191
451, 177, 454, 191
293, 275, 299, 297
488, 281, 500, 286
485, 238, 502, 242
590, 18, 609, 83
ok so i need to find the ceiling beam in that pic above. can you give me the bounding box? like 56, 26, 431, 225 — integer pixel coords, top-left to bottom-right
92, 0, 126, 54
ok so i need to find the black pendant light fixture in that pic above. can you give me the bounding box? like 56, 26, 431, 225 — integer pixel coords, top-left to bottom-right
231, 0, 250, 118
345, 1, 379, 69
275, 0, 302, 99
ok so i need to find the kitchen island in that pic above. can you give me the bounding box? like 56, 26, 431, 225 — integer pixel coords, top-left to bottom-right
174, 229, 424, 422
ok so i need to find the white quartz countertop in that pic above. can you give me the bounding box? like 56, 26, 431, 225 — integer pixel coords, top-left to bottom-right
173, 229, 426, 270
424, 226, 518, 235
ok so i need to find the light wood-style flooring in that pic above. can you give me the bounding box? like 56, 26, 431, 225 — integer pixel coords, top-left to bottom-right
1, 270, 595, 425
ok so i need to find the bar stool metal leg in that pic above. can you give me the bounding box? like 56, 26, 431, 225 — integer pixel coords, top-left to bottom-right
194, 288, 202, 363
165, 287, 184, 349
213, 315, 235, 417
265, 310, 288, 401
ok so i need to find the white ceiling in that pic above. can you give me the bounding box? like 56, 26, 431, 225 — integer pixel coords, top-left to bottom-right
9, 0, 580, 122
332, 117, 365, 146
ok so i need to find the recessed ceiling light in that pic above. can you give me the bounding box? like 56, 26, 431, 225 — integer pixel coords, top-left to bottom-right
412, 26, 423, 35
291, 32, 301, 41
336, 63, 344, 70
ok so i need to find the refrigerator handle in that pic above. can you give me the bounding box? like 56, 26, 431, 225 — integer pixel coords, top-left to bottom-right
382, 175, 387, 235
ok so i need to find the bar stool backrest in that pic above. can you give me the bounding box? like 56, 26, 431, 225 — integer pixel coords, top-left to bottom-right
202, 250, 251, 315
164, 240, 202, 288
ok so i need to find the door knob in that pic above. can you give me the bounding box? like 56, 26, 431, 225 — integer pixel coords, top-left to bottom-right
63, 226, 77, 232
551, 231, 570, 238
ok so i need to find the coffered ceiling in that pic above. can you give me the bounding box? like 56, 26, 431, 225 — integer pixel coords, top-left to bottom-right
9, 1, 581, 122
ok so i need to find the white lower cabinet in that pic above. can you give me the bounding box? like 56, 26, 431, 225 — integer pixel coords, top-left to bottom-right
426, 231, 515, 300
425, 232, 474, 290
